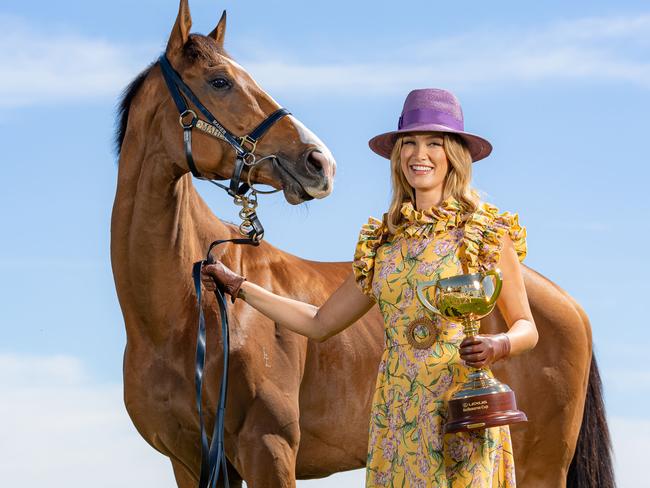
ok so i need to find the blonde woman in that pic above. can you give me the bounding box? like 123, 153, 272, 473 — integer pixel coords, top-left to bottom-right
202, 88, 538, 487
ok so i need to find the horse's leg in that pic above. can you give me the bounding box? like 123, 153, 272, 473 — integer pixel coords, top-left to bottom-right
170, 456, 244, 488
171, 458, 197, 488
234, 394, 301, 488
216, 459, 245, 488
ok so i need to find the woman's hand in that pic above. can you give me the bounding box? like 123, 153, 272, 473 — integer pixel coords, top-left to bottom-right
459, 333, 511, 369
200, 261, 246, 303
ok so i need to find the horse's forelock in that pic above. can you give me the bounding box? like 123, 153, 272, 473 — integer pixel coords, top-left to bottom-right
184, 34, 230, 63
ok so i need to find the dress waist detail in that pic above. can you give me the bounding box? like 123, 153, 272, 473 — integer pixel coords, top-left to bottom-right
384, 320, 465, 348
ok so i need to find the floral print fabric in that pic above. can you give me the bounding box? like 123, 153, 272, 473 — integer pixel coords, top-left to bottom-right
353, 197, 526, 487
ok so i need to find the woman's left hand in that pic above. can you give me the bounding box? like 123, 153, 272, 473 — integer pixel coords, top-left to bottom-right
459, 333, 511, 368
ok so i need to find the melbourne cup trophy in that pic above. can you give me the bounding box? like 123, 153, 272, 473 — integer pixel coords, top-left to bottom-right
417, 271, 528, 433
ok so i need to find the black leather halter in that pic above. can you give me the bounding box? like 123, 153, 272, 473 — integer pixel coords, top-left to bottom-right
159, 54, 291, 488
159, 54, 290, 241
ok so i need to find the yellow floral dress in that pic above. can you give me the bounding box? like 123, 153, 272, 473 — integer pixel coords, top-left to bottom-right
353, 197, 527, 488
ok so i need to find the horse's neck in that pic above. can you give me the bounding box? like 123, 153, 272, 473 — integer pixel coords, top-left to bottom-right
111, 137, 229, 341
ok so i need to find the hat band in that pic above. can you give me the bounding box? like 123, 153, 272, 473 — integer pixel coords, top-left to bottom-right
398, 108, 464, 131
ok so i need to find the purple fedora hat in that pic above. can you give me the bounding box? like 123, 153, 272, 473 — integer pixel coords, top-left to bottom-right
368, 88, 492, 162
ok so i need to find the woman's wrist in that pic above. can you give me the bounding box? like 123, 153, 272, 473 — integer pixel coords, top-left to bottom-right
504, 319, 538, 356
238, 281, 249, 301
493, 333, 511, 361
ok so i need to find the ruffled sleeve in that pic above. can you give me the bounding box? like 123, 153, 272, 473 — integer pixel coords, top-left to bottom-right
463, 203, 527, 273
352, 215, 387, 297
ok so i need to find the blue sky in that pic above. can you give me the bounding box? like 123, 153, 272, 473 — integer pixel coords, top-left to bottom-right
1, 1, 648, 486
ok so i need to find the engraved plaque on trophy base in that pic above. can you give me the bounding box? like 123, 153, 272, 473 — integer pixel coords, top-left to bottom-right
445, 390, 527, 433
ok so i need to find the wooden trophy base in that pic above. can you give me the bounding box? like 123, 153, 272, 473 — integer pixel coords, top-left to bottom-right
445, 390, 527, 433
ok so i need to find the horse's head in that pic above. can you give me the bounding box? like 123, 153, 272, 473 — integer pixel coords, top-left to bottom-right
159, 0, 335, 204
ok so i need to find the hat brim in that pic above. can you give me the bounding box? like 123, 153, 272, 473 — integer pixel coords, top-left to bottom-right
368, 124, 492, 162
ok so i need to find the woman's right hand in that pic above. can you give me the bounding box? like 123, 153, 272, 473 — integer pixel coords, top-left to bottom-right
200, 261, 246, 303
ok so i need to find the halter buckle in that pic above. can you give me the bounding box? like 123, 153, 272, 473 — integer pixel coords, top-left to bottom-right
238, 135, 258, 155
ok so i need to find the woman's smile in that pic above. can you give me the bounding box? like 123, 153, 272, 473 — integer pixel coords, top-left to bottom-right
408, 163, 435, 175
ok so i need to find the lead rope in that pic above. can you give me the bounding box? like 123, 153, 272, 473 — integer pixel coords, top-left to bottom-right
192, 238, 260, 488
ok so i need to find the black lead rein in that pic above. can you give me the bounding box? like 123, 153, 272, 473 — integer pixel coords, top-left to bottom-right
158, 54, 290, 488
191, 238, 256, 488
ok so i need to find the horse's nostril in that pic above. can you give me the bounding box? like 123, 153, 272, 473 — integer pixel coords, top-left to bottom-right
306, 150, 326, 175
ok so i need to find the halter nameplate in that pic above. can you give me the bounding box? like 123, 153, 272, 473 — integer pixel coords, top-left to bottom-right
195, 119, 229, 142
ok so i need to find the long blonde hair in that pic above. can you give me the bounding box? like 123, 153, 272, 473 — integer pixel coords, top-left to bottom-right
386, 133, 481, 233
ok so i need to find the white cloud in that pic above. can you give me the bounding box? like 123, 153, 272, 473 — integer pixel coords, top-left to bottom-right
610, 416, 650, 487
247, 14, 650, 94
0, 16, 156, 108
551, 15, 650, 41
0, 354, 87, 386
0, 352, 363, 487
0, 353, 175, 488
0, 353, 640, 487
1, 13, 649, 107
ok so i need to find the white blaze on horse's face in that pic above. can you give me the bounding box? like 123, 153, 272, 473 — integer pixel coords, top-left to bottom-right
223, 57, 337, 203
286, 115, 336, 197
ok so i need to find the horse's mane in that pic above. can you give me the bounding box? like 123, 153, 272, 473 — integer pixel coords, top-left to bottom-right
114, 62, 155, 157
113, 36, 229, 158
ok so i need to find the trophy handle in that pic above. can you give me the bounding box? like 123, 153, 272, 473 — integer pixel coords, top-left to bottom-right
482, 270, 503, 306
416, 280, 441, 315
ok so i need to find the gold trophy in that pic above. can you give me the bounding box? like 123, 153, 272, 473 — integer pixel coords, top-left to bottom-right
416, 270, 527, 433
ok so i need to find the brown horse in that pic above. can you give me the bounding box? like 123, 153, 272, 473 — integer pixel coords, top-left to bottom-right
111, 2, 614, 487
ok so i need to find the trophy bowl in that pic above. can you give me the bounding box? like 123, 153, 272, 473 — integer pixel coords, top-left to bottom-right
417, 270, 527, 433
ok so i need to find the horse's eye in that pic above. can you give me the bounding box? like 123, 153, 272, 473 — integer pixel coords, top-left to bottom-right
210, 77, 231, 90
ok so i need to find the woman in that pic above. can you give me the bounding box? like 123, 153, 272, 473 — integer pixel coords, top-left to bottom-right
202, 88, 538, 487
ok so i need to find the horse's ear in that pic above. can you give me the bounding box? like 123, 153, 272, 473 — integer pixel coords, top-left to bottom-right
209, 10, 227, 48
166, 0, 192, 55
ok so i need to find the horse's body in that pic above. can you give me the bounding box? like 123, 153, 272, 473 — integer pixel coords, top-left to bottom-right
111, 2, 614, 487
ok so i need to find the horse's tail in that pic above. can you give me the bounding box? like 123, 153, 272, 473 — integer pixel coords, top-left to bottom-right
566, 353, 616, 487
